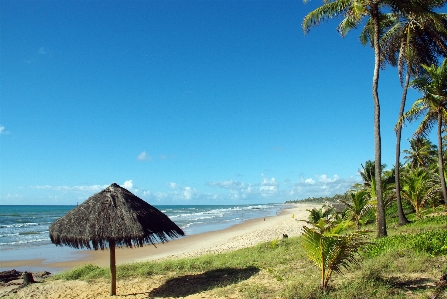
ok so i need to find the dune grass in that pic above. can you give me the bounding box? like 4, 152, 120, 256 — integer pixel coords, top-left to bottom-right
53, 207, 447, 299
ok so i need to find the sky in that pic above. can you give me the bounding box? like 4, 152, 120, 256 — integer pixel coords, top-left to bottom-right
0, 0, 431, 205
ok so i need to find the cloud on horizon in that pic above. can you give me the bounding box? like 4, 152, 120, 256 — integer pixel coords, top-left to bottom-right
11, 174, 360, 205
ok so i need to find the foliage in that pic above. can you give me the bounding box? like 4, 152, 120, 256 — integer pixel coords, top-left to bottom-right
54, 264, 106, 280
339, 190, 373, 230
403, 137, 438, 169
285, 193, 349, 204
361, 229, 447, 258
50, 209, 447, 298
301, 225, 368, 289
400, 167, 439, 217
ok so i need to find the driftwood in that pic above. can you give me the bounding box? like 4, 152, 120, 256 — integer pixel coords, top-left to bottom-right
0, 270, 22, 283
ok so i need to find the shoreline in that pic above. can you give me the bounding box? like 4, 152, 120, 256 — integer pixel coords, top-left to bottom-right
0, 202, 320, 273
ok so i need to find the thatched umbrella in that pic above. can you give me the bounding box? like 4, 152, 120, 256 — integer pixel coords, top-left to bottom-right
49, 183, 184, 296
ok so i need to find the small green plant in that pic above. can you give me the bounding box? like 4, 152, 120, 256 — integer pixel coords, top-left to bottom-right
54, 264, 106, 280
269, 239, 279, 249
301, 225, 368, 290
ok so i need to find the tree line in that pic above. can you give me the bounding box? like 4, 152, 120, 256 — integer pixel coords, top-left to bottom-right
302, 0, 447, 238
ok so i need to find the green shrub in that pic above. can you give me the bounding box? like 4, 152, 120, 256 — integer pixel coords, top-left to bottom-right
54, 264, 106, 280
362, 229, 447, 258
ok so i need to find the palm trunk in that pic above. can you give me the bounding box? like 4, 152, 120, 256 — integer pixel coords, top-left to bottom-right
437, 112, 447, 211
371, 2, 387, 238
395, 71, 410, 225
320, 237, 325, 289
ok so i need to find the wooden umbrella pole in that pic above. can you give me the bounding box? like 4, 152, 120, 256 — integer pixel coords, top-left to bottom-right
110, 240, 116, 296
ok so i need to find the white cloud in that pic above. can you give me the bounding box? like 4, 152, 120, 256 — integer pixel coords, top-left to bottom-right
168, 182, 180, 189
259, 176, 279, 197
183, 186, 197, 199
290, 175, 359, 199
0, 125, 9, 135
304, 178, 315, 184
123, 180, 133, 190
317, 174, 340, 183
38, 47, 47, 55
22, 173, 360, 205
137, 151, 152, 161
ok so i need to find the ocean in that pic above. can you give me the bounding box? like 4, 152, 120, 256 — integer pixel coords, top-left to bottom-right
0, 204, 285, 270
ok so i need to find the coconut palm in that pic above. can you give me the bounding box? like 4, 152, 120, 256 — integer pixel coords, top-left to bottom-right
301, 223, 368, 290
401, 59, 447, 211
403, 137, 438, 168
302, 0, 407, 237
360, 1, 447, 226
400, 167, 439, 217
306, 204, 336, 225
339, 190, 372, 230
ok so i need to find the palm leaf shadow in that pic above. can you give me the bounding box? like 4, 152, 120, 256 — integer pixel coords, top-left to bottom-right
148, 266, 260, 297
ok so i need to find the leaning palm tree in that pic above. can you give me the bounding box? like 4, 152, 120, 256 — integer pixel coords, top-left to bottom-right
400, 59, 447, 211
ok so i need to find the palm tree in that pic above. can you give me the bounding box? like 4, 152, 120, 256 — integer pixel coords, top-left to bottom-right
403, 137, 438, 168
339, 190, 372, 230
401, 59, 447, 211
302, 0, 416, 237
361, 1, 447, 226
400, 167, 438, 217
306, 204, 336, 226
301, 223, 368, 290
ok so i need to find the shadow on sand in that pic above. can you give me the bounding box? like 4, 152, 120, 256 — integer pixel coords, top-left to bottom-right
148, 266, 260, 298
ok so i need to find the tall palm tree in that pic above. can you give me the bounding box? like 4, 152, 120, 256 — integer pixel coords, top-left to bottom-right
386, 4, 447, 225
302, 0, 422, 237
401, 59, 447, 211
360, 1, 447, 225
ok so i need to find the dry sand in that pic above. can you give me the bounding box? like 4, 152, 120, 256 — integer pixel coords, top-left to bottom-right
1, 202, 321, 298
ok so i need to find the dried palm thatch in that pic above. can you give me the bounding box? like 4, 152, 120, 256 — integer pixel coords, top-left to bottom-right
49, 183, 184, 295
50, 183, 184, 249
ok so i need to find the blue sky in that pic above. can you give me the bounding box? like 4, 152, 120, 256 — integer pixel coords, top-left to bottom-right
1, 0, 428, 205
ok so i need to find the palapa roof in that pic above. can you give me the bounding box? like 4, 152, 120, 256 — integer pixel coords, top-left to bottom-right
49, 183, 185, 250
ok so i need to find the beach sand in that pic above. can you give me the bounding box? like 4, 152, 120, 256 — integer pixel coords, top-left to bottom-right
1, 202, 321, 298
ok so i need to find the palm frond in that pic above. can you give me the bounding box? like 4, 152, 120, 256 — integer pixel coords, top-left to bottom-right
303, 0, 353, 33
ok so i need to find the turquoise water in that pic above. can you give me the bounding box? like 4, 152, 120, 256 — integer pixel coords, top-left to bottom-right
0, 204, 284, 266
0, 204, 284, 249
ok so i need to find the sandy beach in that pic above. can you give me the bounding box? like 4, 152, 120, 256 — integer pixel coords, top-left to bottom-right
0, 202, 321, 298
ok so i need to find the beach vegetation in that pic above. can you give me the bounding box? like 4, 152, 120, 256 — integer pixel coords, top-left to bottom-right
49, 208, 447, 298
400, 58, 447, 212
339, 190, 372, 230
301, 223, 368, 290
285, 193, 349, 204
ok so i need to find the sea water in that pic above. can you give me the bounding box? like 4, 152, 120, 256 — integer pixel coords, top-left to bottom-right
0, 204, 284, 270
